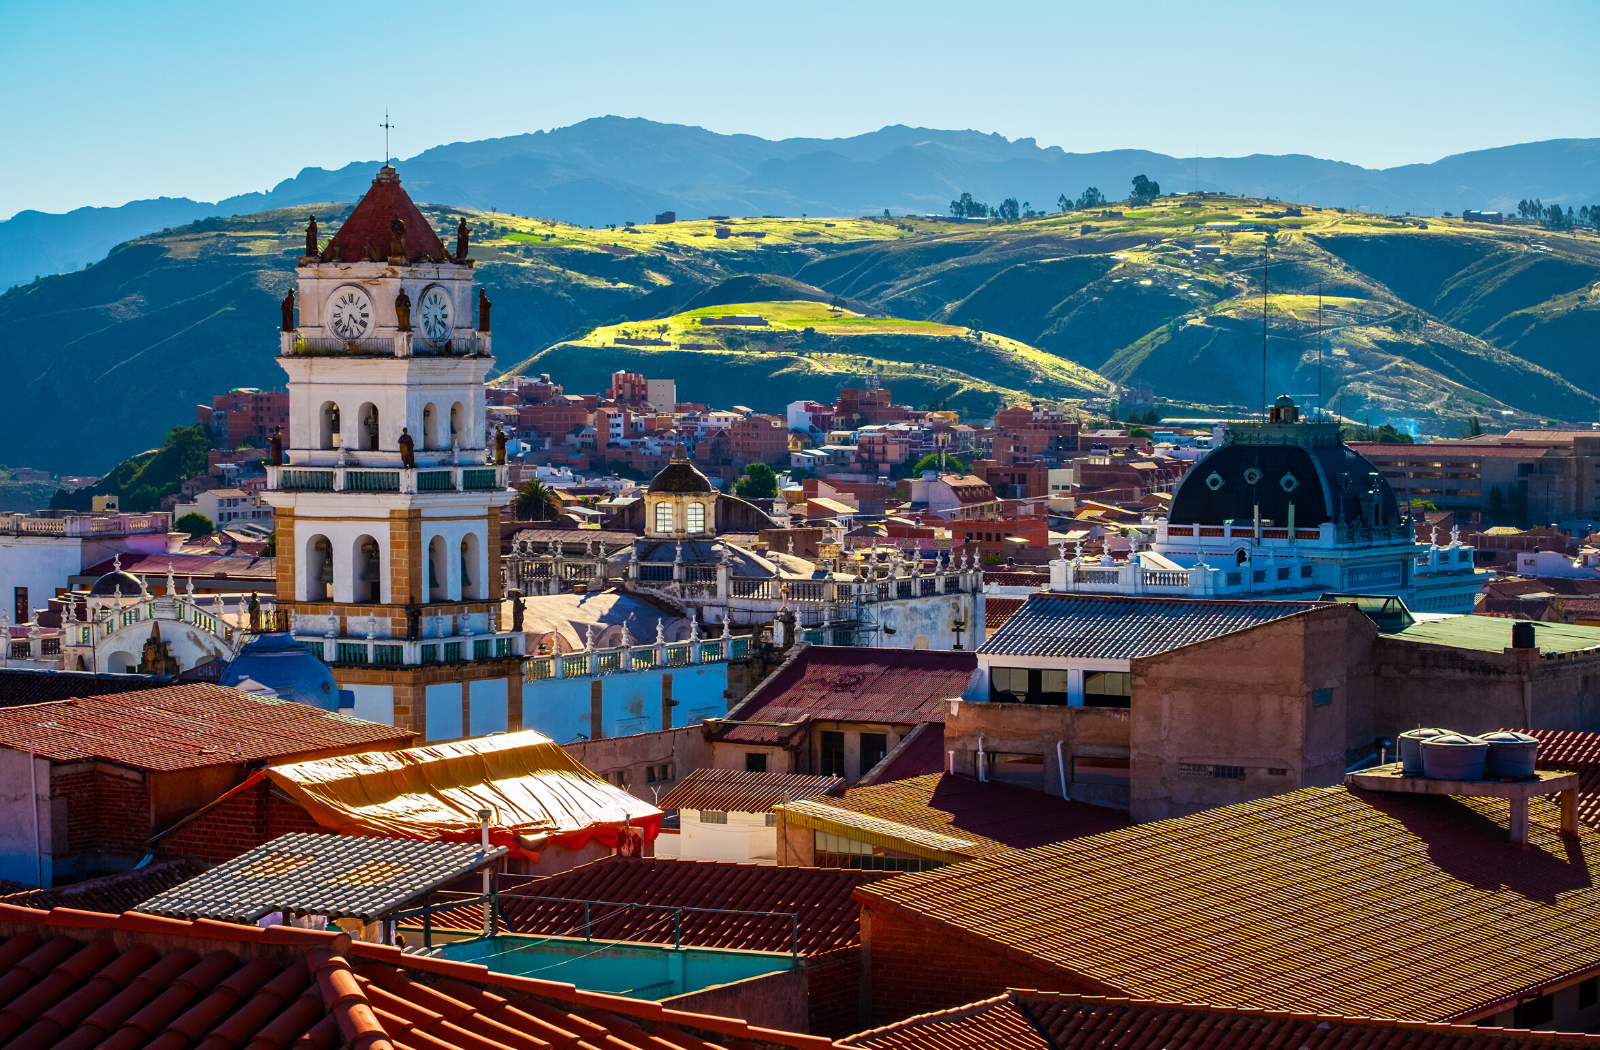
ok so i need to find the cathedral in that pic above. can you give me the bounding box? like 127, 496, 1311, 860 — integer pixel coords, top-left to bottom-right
263, 165, 523, 738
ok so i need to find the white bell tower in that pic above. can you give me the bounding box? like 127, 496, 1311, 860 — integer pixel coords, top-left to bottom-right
262, 165, 520, 739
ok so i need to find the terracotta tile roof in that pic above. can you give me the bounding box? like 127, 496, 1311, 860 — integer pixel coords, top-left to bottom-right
979, 593, 1320, 658
0, 902, 829, 1050
1524, 729, 1600, 826
984, 597, 1025, 631
840, 992, 1600, 1050
782, 774, 1127, 863
422, 856, 888, 957
320, 169, 447, 264
713, 647, 975, 746
858, 724, 944, 786
0, 685, 414, 772
856, 785, 1600, 1022
0, 858, 208, 914
0, 669, 172, 708
656, 769, 845, 813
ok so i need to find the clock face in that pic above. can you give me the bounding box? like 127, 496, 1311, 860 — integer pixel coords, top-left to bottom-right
327, 287, 373, 340
419, 287, 451, 345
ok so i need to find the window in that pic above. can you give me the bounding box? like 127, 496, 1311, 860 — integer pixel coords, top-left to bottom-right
1226, 572, 1242, 586
1580, 977, 1597, 1010
764, 812, 777, 827
861, 733, 888, 773
686, 502, 705, 533
1252, 569, 1266, 583
655, 502, 674, 533
1084, 671, 1131, 709
989, 666, 1070, 705
820, 731, 845, 777
1211, 765, 1246, 780
1311, 688, 1333, 707
698, 809, 728, 824
1513, 994, 1554, 1029
13, 587, 26, 624
1276, 566, 1291, 581
646, 766, 657, 783
745, 752, 768, 773
1300, 564, 1313, 578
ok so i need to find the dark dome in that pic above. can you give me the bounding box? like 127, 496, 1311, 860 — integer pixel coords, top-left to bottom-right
648, 445, 714, 494
89, 570, 142, 597
1170, 419, 1401, 528
220, 632, 340, 710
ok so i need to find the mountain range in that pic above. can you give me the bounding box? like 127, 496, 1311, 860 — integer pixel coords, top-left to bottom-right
3, 117, 1598, 292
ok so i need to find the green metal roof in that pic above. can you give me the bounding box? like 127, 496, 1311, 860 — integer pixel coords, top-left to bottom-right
1381, 615, 1600, 654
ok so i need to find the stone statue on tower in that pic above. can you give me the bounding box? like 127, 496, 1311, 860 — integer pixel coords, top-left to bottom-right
305, 215, 318, 257
280, 290, 295, 332
268, 426, 284, 466
394, 288, 412, 332
398, 427, 416, 468
478, 288, 492, 332
389, 216, 406, 259
494, 424, 507, 465
455, 218, 470, 262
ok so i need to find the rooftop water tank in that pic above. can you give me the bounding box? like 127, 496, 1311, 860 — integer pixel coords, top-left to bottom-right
1398, 728, 1447, 775
1421, 733, 1488, 781
1481, 730, 1540, 779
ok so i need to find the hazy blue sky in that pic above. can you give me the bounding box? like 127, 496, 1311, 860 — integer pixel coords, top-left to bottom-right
3, 0, 1597, 219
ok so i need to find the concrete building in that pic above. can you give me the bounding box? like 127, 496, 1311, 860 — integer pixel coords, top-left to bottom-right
0, 511, 179, 625
655, 769, 845, 864
196, 387, 289, 449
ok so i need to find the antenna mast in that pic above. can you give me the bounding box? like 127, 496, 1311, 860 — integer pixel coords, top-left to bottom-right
1317, 283, 1324, 419
1261, 237, 1269, 416
380, 110, 395, 164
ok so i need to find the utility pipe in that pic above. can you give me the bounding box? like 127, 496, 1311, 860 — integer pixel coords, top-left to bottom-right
29, 747, 39, 888
977, 734, 987, 783
1056, 740, 1068, 800
478, 808, 492, 936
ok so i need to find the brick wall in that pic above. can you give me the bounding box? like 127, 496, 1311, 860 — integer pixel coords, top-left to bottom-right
51, 764, 150, 860
160, 781, 325, 863
863, 905, 1094, 1026
806, 951, 863, 1038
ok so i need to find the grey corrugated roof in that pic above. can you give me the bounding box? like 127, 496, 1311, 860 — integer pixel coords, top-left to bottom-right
978, 594, 1319, 659
136, 832, 505, 924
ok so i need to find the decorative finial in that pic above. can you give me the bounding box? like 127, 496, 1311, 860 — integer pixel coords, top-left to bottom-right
787, 533, 795, 556
688, 610, 699, 642
655, 619, 665, 645
585, 624, 594, 651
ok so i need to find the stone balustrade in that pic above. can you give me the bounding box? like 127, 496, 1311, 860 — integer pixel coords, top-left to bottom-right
267, 465, 506, 494
522, 635, 751, 682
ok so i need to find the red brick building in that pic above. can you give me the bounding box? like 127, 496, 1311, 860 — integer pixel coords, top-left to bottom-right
729, 414, 789, 466
196, 388, 289, 448
836, 388, 909, 428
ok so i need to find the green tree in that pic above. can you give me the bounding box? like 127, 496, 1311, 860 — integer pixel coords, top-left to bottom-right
261, 530, 277, 557
175, 512, 214, 539
50, 424, 213, 513
734, 462, 778, 499
1075, 186, 1105, 209
998, 198, 1020, 221
1058, 193, 1071, 213
512, 478, 557, 520
1462, 415, 1484, 437
1130, 175, 1161, 205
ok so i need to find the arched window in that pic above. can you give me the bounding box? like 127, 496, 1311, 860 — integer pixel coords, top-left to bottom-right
353, 535, 381, 603
460, 533, 483, 600
358, 402, 379, 451
320, 402, 340, 450
655, 502, 674, 534
449, 402, 464, 448
306, 534, 332, 601
686, 502, 705, 533
428, 536, 448, 602
422, 402, 438, 449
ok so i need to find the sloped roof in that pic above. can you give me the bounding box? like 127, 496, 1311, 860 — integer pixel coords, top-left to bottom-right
265, 730, 661, 859
859, 723, 945, 785
0, 668, 172, 707
0, 857, 206, 914
712, 646, 975, 745
320, 167, 447, 263
657, 769, 845, 813
1526, 729, 1600, 825
978, 593, 1320, 659
984, 596, 1025, 631
783, 774, 1126, 863
0, 684, 412, 771
0, 902, 829, 1050
855, 786, 1600, 1022
1383, 615, 1600, 654
839, 992, 1600, 1050
424, 856, 888, 957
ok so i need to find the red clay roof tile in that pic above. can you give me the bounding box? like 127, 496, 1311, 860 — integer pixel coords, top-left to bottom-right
656, 770, 845, 813
320, 169, 447, 265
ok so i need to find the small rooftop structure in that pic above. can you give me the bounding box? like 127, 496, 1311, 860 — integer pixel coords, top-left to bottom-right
658, 769, 846, 814
1345, 762, 1578, 845
138, 832, 506, 925
979, 594, 1319, 659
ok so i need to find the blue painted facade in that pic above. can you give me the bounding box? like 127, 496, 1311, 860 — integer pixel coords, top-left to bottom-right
521, 664, 730, 744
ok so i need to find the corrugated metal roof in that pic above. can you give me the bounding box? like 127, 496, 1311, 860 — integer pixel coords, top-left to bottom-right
855, 786, 1600, 1021
0, 683, 412, 771
841, 992, 1600, 1050
1385, 616, 1600, 654
713, 647, 975, 745
978, 594, 1319, 658
656, 768, 845, 813
137, 832, 505, 923
788, 774, 1127, 862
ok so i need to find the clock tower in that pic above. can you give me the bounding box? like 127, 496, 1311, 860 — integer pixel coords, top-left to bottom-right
263, 165, 521, 740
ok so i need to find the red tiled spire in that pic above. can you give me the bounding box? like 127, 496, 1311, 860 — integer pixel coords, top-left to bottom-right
320, 168, 447, 265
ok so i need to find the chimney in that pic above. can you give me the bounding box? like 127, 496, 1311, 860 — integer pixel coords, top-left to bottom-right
1512, 620, 1537, 650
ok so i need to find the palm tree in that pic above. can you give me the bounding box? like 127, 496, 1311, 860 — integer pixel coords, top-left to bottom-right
513, 479, 556, 521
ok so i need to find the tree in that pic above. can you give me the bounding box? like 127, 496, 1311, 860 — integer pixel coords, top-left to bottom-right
734, 462, 778, 499
1075, 186, 1105, 209
261, 530, 277, 557
1462, 415, 1484, 438
1130, 175, 1161, 205
512, 478, 557, 521
998, 198, 1020, 221
1058, 193, 1071, 213
175, 512, 214, 539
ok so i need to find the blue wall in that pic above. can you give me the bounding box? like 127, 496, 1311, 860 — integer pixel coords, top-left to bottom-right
521, 664, 730, 744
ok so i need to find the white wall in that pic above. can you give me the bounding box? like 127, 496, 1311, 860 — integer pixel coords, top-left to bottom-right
425, 682, 463, 741
344, 683, 395, 725
469, 678, 509, 736
678, 808, 776, 864
0, 750, 52, 887
0, 538, 94, 621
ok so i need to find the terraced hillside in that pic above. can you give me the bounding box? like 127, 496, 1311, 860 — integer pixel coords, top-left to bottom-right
4, 190, 1599, 473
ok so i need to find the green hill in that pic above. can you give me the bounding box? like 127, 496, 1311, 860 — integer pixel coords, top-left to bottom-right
7, 196, 1600, 473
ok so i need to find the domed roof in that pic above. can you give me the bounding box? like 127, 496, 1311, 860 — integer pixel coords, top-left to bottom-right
648, 444, 714, 495
89, 569, 142, 597
219, 632, 340, 711
1169, 415, 1401, 528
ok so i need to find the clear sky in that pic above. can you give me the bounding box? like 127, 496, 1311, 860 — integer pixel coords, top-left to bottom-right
3, 0, 1597, 220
